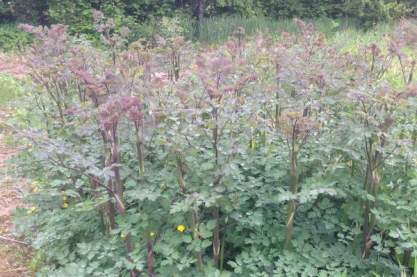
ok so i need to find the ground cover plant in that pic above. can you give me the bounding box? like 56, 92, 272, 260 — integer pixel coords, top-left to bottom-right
5, 13, 417, 276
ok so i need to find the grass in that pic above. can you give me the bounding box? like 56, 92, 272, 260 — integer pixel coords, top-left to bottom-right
0, 74, 22, 107
0, 16, 402, 52
187, 15, 398, 46
0, 24, 32, 52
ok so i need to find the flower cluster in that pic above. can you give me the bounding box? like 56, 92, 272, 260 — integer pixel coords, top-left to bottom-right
99, 96, 143, 130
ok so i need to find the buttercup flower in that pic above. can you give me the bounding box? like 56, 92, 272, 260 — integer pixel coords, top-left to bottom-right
149, 231, 155, 237
176, 224, 186, 233
27, 206, 37, 215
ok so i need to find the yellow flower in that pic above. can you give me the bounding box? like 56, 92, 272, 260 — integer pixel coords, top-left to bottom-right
32, 187, 39, 193
176, 224, 186, 233
63, 196, 68, 201
62, 203, 69, 209
120, 232, 127, 239
27, 206, 37, 215
149, 231, 155, 237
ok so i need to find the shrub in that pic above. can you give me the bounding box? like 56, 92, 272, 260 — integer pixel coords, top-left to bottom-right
2, 0, 415, 35
0, 1, 13, 22
0, 73, 22, 105
343, 0, 410, 28
0, 24, 32, 51
9, 16, 417, 276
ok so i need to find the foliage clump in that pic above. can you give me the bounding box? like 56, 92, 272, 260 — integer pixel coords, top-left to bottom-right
8, 15, 417, 276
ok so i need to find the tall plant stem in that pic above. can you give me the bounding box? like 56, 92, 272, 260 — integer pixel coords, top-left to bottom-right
107, 125, 138, 277
211, 102, 222, 268
284, 139, 298, 250
362, 167, 380, 258
362, 137, 374, 258
176, 154, 186, 193
275, 78, 281, 131
90, 176, 115, 232
212, 206, 221, 267
362, 137, 383, 258
220, 229, 226, 271
135, 123, 155, 275
192, 210, 204, 271
147, 239, 155, 277
412, 111, 417, 148
176, 154, 204, 270
135, 123, 145, 176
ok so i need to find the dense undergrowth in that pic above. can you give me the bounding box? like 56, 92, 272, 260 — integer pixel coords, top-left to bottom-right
1, 1, 415, 51
2, 0, 415, 31
0, 16, 404, 52
5, 12, 417, 276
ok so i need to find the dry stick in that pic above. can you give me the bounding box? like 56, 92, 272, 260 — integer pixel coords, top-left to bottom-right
0, 268, 28, 273
0, 235, 29, 246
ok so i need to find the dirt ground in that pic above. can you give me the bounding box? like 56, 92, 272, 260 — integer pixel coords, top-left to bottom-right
0, 109, 31, 277
0, 54, 27, 77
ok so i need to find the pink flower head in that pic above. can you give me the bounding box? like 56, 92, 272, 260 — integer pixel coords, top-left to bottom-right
99, 96, 143, 130
70, 65, 103, 94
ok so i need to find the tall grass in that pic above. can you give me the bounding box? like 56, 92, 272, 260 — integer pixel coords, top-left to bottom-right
0, 74, 22, 107
188, 15, 397, 45
0, 24, 32, 52
0, 16, 400, 51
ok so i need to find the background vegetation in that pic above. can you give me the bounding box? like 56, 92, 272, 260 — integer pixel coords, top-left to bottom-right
1, 0, 415, 24
0, 0, 416, 49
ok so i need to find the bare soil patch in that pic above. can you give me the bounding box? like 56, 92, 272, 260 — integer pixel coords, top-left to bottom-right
0, 109, 31, 277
